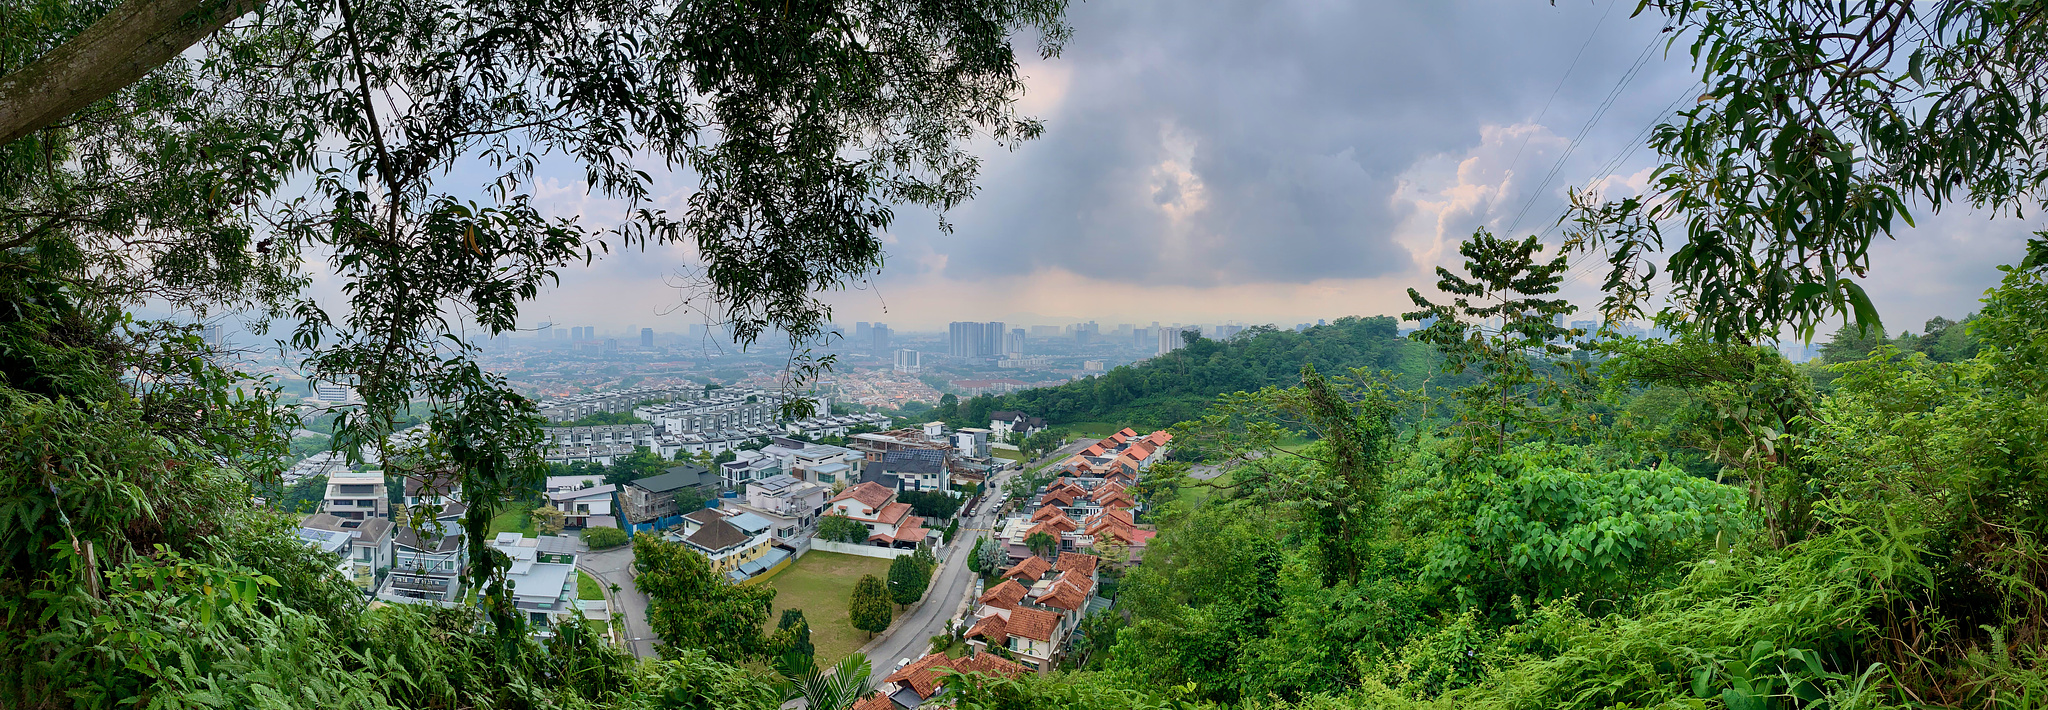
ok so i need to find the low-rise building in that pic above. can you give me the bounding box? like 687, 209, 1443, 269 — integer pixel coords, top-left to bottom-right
741, 474, 830, 537
322, 471, 389, 520
547, 484, 616, 529
621, 463, 720, 531
667, 511, 777, 580
825, 481, 928, 548
964, 605, 1067, 673
299, 513, 394, 590
486, 533, 578, 629
868, 651, 1029, 708
385, 527, 466, 602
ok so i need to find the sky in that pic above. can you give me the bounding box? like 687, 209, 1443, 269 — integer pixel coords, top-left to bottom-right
503, 0, 2030, 337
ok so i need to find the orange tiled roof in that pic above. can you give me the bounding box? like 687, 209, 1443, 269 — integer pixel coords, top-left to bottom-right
1003, 555, 1052, 582
965, 613, 1007, 642
1042, 489, 1077, 507
1030, 505, 1068, 522
883, 649, 1032, 700
1028, 516, 1076, 535
829, 481, 894, 510
1147, 430, 1172, 445
852, 692, 896, 710
1005, 606, 1062, 642
1090, 507, 1134, 527
979, 579, 1028, 609
1036, 576, 1091, 611
873, 501, 914, 525
1095, 491, 1136, 509
1055, 552, 1099, 577
948, 652, 1029, 679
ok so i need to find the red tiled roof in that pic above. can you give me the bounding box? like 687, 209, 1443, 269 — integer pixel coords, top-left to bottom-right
1028, 516, 1076, 535
1095, 492, 1135, 510
947, 652, 1029, 679
1055, 552, 1099, 577
1005, 606, 1062, 642
979, 579, 1028, 609
965, 613, 1007, 643
1090, 507, 1134, 527
873, 501, 914, 525
852, 692, 896, 710
1036, 577, 1090, 611
1042, 490, 1077, 507
1003, 555, 1052, 582
1031, 505, 1068, 523
884, 652, 956, 698
1147, 430, 1172, 445
829, 481, 894, 510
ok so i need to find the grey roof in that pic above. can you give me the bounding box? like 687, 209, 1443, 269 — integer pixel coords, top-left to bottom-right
684, 519, 751, 552
403, 472, 460, 498
878, 449, 945, 474
548, 483, 617, 501
750, 474, 802, 492
536, 535, 577, 556
635, 464, 715, 493
394, 527, 465, 553
300, 513, 392, 547
725, 512, 773, 535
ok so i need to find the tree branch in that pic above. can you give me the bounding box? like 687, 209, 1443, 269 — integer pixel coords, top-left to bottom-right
0, 0, 260, 146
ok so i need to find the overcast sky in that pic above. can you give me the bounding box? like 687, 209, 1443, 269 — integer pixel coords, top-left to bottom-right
505, 0, 2030, 337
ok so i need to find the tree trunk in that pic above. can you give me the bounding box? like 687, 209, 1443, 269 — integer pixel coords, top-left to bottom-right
0, 0, 260, 146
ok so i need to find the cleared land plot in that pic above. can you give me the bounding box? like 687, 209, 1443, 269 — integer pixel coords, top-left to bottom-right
578, 571, 605, 601
760, 550, 894, 664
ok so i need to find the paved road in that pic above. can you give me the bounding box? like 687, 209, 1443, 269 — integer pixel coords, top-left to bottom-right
862, 467, 1020, 685
577, 541, 658, 658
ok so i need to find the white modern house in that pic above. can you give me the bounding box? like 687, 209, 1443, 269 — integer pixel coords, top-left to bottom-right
322, 471, 389, 520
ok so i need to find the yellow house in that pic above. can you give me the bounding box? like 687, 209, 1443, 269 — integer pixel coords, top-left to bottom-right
680, 518, 774, 575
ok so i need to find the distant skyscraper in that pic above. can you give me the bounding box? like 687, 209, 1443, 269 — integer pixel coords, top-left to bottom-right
641, 328, 654, 347
1157, 327, 1186, 356
201, 324, 225, 347
854, 322, 872, 347
893, 349, 921, 373
871, 323, 891, 352
1005, 328, 1026, 357
949, 321, 989, 357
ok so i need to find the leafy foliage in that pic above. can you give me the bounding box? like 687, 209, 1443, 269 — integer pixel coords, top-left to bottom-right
582, 526, 629, 549
888, 550, 934, 607
817, 514, 868, 544
848, 574, 893, 638
632, 534, 776, 664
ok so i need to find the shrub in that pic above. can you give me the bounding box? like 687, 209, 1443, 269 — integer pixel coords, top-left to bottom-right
582, 526, 628, 549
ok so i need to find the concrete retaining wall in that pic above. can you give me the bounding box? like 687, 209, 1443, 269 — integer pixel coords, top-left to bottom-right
810, 539, 916, 559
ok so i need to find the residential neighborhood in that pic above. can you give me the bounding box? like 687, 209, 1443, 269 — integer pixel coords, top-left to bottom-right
286, 408, 1154, 686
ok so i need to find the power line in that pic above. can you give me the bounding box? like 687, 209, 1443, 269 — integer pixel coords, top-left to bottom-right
1503, 30, 1664, 237
1499, 0, 1623, 188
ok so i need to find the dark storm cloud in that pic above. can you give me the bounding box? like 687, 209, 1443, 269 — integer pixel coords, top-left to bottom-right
886, 0, 1679, 287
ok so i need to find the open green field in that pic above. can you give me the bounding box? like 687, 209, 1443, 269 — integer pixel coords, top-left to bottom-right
487, 502, 536, 537
1063, 422, 1121, 438
578, 571, 605, 601
760, 551, 893, 664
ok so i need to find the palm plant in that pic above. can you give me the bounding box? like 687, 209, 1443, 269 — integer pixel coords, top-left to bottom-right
773, 650, 874, 710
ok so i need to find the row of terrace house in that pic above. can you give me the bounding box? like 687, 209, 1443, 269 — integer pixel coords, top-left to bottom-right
964, 552, 1105, 673
1059, 427, 1171, 479
998, 477, 1153, 562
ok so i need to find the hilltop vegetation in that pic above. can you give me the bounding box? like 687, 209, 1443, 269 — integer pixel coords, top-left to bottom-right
941, 317, 1447, 430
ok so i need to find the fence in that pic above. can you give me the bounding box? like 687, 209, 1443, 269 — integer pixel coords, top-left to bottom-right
809, 539, 916, 559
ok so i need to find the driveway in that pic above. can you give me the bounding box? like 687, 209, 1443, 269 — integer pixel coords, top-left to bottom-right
576, 539, 658, 658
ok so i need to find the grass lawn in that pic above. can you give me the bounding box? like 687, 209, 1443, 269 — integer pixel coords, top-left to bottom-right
1064, 422, 1120, 438
991, 448, 1023, 461
761, 551, 894, 664
487, 502, 535, 537
578, 571, 605, 601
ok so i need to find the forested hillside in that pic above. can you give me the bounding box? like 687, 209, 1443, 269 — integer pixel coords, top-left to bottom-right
950, 316, 1443, 429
